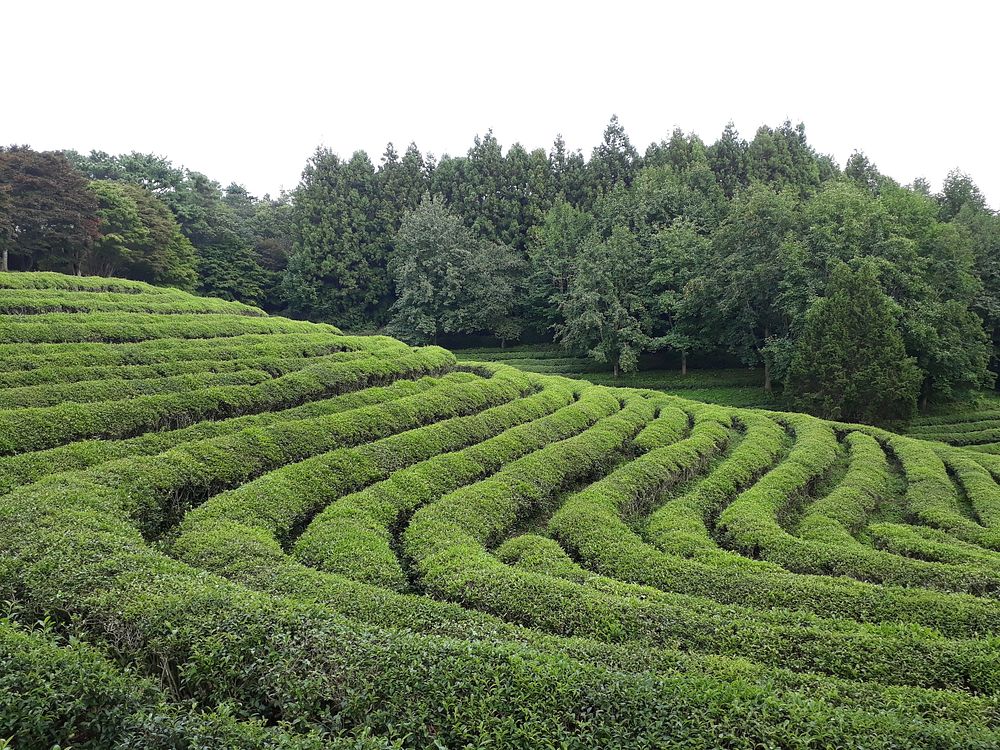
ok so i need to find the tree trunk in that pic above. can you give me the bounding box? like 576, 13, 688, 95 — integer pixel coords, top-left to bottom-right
681, 350, 687, 376
762, 326, 772, 392
613, 361, 619, 380
1, 246, 7, 272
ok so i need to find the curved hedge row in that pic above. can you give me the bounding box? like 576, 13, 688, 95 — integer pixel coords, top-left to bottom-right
0, 345, 456, 454
0, 332, 392, 371
646, 410, 788, 564
0, 288, 267, 316
0, 271, 175, 293
0, 368, 275, 409
292, 383, 609, 590
0, 374, 462, 495
0, 350, 368, 388
0, 312, 342, 344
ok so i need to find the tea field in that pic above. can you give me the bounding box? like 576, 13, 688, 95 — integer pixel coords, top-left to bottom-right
3, 273, 1000, 748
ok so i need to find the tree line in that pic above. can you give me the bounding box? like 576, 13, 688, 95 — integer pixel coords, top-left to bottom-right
1, 117, 998, 422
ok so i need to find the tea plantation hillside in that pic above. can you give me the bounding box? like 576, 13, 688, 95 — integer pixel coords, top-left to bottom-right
5, 273, 1000, 749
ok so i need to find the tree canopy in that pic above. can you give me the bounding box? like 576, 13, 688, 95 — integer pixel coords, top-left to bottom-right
2, 116, 997, 421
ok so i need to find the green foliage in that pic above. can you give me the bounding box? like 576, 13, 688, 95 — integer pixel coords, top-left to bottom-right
787, 261, 921, 422
747, 120, 828, 194
647, 219, 710, 364
387, 195, 523, 343
844, 150, 886, 195
0, 146, 99, 273
705, 121, 750, 198
939, 169, 988, 221
692, 184, 802, 387
284, 150, 388, 327
548, 133, 590, 207
70, 150, 271, 305
556, 225, 650, 376
89, 180, 197, 288
588, 114, 640, 192
6, 124, 994, 425
88, 179, 148, 276
525, 198, 593, 332
634, 155, 729, 233
429, 131, 553, 252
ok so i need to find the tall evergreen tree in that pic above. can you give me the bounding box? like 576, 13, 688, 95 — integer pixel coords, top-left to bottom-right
787, 260, 921, 422
0, 182, 12, 271
526, 198, 593, 332
377, 142, 428, 234
938, 169, 987, 221
376, 142, 429, 306
285, 149, 385, 327
747, 121, 824, 195
706, 122, 750, 198
644, 128, 706, 172
504, 143, 554, 251
588, 115, 640, 195
844, 150, 885, 195
549, 134, 590, 208
175, 172, 268, 305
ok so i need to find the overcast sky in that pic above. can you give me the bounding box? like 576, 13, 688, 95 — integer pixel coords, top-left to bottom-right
5, 0, 997, 207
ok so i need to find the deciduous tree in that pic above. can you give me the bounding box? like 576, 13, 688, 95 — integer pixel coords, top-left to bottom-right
556, 225, 650, 377
0, 146, 98, 273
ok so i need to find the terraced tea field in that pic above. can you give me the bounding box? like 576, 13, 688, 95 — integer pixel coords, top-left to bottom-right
4, 273, 1000, 748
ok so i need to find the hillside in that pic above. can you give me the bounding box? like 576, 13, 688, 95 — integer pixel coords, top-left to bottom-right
2, 273, 1000, 749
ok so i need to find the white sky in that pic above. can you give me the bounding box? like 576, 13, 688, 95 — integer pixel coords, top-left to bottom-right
4, 0, 998, 207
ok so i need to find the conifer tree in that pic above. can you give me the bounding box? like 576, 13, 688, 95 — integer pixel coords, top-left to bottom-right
285, 149, 385, 327
588, 115, 640, 194
787, 260, 921, 422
